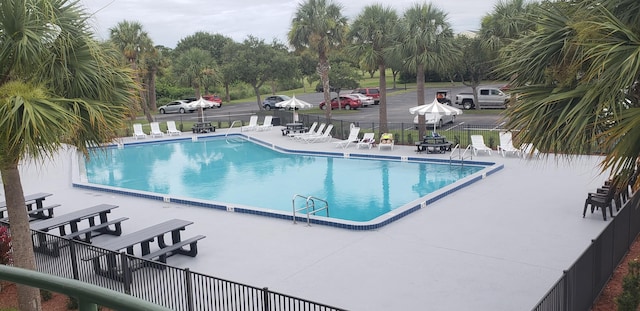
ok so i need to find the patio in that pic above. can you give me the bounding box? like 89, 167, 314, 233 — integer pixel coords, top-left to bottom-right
6, 126, 611, 310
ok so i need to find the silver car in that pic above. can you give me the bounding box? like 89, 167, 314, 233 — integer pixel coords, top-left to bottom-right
158, 100, 195, 114
346, 93, 374, 107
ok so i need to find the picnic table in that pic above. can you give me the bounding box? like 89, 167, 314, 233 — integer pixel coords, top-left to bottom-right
281, 123, 307, 136
86, 219, 205, 281
31, 204, 126, 256
416, 136, 453, 154
192, 122, 215, 133
0, 192, 56, 220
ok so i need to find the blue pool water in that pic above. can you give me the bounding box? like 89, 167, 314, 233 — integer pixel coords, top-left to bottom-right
83, 137, 486, 222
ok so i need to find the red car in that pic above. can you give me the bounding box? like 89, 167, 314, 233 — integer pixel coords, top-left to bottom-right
319, 96, 362, 110
202, 95, 222, 107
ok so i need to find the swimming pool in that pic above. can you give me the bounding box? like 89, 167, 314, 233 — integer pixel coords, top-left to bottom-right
75, 135, 501, 229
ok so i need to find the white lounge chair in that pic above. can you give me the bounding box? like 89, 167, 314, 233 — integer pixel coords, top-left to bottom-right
166, 120, 181, 136
333, 127, 360, 149
256, 115, 273, 131
357, 133, 375, 149
132, 123, 147, 139
149, 122, 164, 138
520, 143, 540, 159
470, 135, 492, 155
301, 124, 333, 143
293, 123, 325, 141
288, 122, 317, 139
498, 131, 520, 157
378, 133, 394, 150
241, 115, 259, 131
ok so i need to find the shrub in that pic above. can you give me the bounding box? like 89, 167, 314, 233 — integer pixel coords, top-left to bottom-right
0, 226, 12, 265
616, 260, 640, 311
40, 289, 53, 301
67, 296, 78, 310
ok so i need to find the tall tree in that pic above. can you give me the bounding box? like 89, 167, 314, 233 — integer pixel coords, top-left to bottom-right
173, 48, 219, 118
175, 32, 233, 95
0, 1, 137, 310
227, 37, 294, 110
395, 3, 455, 138
349, 4, 398, 133
109, 20, 154, 122
498, 0, 640, 187
289, 0, 348, 121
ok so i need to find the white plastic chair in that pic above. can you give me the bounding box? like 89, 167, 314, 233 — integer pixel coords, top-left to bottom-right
241, 115, 259, 131
333, 127, 360, 149
149, 122, 164, 138
301, 124, 333, 143
166, 121, 181, 136
357, 133, 375, 149
132, 123, 147, 139
498, 132, 520, 157
470, 135, 492, 155
256, 115, 273, 131
378, 133, 394, 150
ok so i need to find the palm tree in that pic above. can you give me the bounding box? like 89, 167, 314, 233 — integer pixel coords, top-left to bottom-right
480, 0, 535, 51
0, 1, 137, 310
395, 3, 455, 138
109, 20, 154, 122
173, 48, 219, 119
289, 0, 348, 121
498, 0, 640, 187
349, 4, 398, 133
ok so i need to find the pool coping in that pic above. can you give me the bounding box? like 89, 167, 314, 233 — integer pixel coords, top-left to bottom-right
72, 133, 503, 230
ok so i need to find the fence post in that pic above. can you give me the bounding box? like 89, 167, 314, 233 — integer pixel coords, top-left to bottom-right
262, 287, 270, 311
69, 241, 79, 280
185, 268, 194, 311
121, 252, 132, 295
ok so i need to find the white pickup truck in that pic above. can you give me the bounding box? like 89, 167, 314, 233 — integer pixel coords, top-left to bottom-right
455, 87, 510, 109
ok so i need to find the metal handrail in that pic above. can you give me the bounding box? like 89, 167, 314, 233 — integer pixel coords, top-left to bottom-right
449, 144, 473, 165
292, 194, 329, 226
0, 265, 171, 311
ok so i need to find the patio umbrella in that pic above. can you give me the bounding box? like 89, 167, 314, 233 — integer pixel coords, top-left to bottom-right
191, 97, 214, 123
409, 97, 463, 132
275, 95, 313, 122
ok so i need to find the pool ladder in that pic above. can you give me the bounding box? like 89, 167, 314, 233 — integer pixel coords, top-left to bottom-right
225, 120, 246, 144
292, 194, 329, 226
449, 144, 473, 165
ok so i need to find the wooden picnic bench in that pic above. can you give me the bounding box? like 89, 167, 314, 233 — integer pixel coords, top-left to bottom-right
416, 136, 453, 154
30, 204, 125, 256
0, 192, 56, 220
86, 219, 205, 281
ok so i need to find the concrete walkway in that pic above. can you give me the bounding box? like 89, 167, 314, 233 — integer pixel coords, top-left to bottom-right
8, 127, 611, 310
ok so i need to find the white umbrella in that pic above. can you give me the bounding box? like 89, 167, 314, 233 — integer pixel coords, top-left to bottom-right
191, 97, 214, 123
275, 95, 313, 122
409, 97, 463, 132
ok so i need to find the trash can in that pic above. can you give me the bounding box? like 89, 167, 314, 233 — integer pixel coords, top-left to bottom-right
271, 117, 281, 126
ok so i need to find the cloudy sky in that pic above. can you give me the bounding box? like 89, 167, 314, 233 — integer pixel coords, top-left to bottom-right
79, 0, 499, 48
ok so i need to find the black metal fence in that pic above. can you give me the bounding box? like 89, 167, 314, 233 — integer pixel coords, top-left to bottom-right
532, 190, 640, 311
0, 225, 346, 311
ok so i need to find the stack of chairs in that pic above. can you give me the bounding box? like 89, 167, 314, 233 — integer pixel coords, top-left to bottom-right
583, 171, 638, 221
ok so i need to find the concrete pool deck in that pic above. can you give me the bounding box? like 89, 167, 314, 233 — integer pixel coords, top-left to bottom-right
9, 127, 611, 310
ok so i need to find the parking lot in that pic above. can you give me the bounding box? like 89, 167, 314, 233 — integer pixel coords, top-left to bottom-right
153, 85, 507, 128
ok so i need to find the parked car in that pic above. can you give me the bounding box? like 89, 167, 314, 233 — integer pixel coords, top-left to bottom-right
436, 90, 452, 105
263, 95, 291, 110
319, 96, 362, 110
455, 87, 510, 109
346, 93, 374, 107
182, 96, 221, 109
158, 100, 196, 114
352, 87, 380, 104
203, 95, 222, 107
413, 113, 456, 129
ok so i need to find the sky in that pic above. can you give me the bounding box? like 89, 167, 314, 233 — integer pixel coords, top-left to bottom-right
79, 0, 498, 48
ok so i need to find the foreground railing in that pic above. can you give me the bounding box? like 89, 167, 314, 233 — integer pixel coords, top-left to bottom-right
0, 225, 346, 311
0, 265, 171, 311
532, 190, 640, 311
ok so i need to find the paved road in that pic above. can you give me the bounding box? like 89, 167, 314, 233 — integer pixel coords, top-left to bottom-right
154, 85, 506, 128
